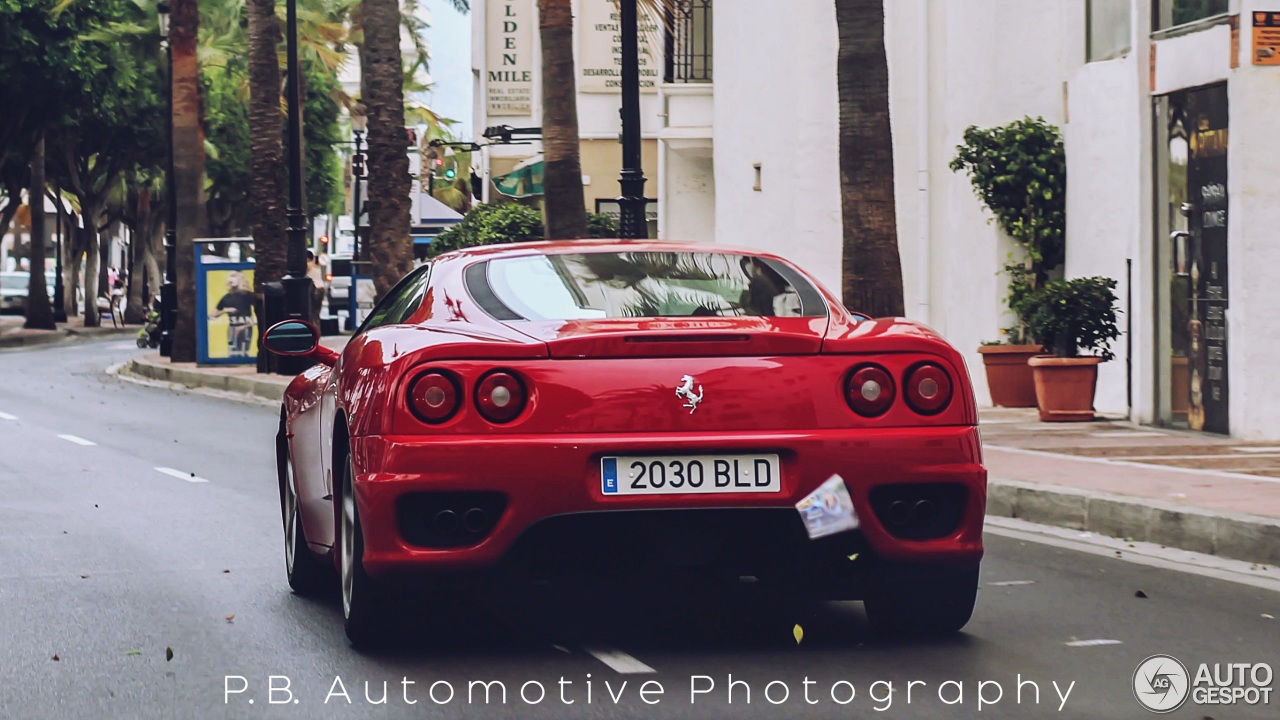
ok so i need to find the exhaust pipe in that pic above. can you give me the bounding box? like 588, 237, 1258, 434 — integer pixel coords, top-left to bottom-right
914, 499, 937, 525
463, 507, 489, 534
432, 509, 460, 535
886, 500, 911, 526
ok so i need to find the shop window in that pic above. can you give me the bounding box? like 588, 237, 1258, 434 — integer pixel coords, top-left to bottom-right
1153, 0, 1230, 32
1088, 0, 1132, 61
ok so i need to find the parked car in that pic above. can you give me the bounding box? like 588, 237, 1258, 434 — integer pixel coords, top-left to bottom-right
0, 271, 56, 313
263, 240, 986, 647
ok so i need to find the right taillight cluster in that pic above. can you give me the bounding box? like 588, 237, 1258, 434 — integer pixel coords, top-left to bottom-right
844, 362, 953, 417
407, 369, 529, 425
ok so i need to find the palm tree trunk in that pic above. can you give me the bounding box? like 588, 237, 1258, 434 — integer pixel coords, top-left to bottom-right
82, 209, 101, 327
23, 132, 55, 330
360, 0, 414, 301
538, 0, 588, 239
170, 0, 205, 361
835, 0, 904, 318
248, 0, 288, 373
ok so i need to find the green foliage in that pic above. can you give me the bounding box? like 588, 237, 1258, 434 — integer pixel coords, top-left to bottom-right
303, 59, 344, 219
1024, 276, 1120, 360
428, 203, 616, 258
949, 116, 1066, 343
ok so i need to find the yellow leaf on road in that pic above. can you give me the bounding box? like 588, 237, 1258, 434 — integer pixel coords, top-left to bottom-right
793, 624, 804, 644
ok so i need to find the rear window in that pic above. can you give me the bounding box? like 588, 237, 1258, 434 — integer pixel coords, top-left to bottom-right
330, 258, 352, 275
469, 251, 826, 321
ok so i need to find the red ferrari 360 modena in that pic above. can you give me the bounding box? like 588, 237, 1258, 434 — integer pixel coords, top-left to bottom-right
264, 240, 986, 646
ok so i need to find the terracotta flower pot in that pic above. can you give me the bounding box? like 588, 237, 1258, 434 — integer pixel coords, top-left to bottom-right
977, 344, 1041, 408
1028, 355, 1103, 422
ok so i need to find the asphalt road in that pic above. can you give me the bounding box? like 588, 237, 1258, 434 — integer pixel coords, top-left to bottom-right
0, 338, 1277, 719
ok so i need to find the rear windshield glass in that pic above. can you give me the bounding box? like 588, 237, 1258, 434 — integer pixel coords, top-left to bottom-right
471, 251, 826, 320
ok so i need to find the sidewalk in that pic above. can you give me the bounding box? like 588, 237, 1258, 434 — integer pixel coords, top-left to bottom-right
0, 312, 135, 348
116, 350, 1280, 566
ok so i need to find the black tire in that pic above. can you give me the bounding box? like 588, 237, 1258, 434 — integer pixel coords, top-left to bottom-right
338, 449, 391, 648
863, 565, 980, 636
278, 421, 328, 595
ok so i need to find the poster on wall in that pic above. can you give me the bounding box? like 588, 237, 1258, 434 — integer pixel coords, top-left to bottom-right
486, 0, 534, 115
578, 0, 662, 93
197, 260, 257, 365
1253, 12, 1280, 64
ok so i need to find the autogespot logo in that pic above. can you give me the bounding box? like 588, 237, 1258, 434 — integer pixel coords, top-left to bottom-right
1133, 655, 1190, 713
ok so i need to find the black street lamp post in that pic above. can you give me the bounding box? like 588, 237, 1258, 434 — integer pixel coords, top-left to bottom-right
617, 0, 648, 239
53, 183, 65, 323
157, 1, 176, 357
347, 111, 365, 331
280, 0, 312, 366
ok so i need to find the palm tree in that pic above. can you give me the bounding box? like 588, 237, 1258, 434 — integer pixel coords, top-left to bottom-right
23, 132, 55, 330
834, 0, 903, 318
247, 0, 289, 371
538, 0, 587, 240
169, 0, 205, 361
358, 0, 414, 300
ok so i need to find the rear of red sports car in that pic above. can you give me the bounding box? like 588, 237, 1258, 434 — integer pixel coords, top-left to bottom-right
281, 242, 985, 644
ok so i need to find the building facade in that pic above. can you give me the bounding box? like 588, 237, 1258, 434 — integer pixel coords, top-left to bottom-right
474, 0, 1280, 440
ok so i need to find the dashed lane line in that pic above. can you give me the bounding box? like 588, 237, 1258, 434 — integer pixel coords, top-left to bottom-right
57, 434, 97, 446
155, 467, 211, 484
582, 646, 657, 675
0, 411, 16, 420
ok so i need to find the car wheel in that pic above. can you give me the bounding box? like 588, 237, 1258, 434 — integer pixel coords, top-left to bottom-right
339, 450, 389, 647
278, 426, 327, 595
863, 565, 980, 636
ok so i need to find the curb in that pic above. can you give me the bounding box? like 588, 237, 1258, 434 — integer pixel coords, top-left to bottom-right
123, 355, 290, 403
0, 326, 134, 349
987, 478, 1280, 567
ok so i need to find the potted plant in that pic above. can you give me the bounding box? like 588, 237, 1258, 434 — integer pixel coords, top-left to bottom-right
1024, 277, 1120, 422
950, 117, 1066, 407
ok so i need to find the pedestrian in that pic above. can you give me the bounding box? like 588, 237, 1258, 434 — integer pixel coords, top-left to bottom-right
306, 251, 325, 325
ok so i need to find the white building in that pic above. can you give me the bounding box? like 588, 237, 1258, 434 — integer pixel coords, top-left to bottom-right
474, 1, 1280, 441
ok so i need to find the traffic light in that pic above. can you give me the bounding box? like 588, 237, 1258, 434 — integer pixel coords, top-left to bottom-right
319, 235, 329, 247
351, 153, 366, 177
443, 167, 457, 180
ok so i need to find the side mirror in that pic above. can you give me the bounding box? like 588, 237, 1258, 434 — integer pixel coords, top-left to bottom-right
263, 320, 320, 356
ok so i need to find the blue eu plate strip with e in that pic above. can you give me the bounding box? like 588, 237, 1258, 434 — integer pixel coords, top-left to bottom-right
602, 458, 618, 494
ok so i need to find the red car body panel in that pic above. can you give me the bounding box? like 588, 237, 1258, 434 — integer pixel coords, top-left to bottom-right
280, 240, 986, 583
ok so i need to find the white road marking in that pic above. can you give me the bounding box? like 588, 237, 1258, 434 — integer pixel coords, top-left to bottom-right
1234, 446, 1280, 453
988, 580, 1037, 586
0, 411, 16, 420
986, 444, 1280, 484
57, 434, 96, 446
155, 466, 210, 484
1065, 639, 1123, 647
1086, 431, 1170, 438
582, 646, 656, 674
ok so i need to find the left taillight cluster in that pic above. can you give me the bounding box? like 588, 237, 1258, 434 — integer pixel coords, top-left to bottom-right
407, 369, 528, 425
844, 362, 953, 418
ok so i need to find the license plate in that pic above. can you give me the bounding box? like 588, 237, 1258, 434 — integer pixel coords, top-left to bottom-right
601, 454, 781, 495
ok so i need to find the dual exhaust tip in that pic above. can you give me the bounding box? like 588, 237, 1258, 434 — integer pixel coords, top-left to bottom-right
432, 507, 491, 536
885, 499, 938, 527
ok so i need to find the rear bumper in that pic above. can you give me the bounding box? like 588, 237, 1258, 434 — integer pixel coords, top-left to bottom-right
351, 426, 986, 578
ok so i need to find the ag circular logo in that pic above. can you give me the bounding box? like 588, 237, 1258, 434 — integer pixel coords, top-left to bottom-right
1134, 654, 1190, 713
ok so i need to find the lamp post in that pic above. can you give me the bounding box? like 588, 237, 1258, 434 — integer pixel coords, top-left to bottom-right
280, 0, 312, 360
347, 110, 366, 331
616, 0, 648, 239
157, 0, 177, 357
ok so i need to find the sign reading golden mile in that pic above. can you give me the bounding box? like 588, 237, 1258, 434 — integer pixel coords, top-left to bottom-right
578, 0, 661, 94
486, 0, 533, 115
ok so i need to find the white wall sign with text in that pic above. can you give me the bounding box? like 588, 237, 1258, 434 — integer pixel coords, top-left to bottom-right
486, 0, 534, 115
578, 0, 662, 93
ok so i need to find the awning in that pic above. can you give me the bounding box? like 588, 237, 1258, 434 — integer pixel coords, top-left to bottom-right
492, 156, 544, 198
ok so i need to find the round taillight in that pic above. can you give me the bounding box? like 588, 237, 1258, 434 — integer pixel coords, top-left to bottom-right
845, 364, 895, 417
475, 371, 527, 424
905, 362, 953, 415
408, 371, 461, 424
